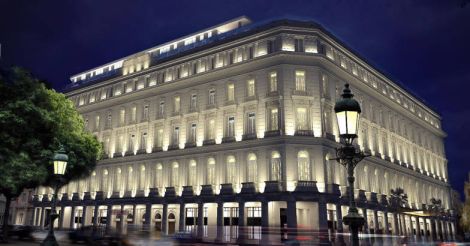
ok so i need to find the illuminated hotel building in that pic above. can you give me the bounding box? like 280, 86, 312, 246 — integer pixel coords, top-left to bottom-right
31, 17, 455, 241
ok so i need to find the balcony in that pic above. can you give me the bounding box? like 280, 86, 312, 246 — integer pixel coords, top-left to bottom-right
167, 144, 180, 151
222, 136, 236, 143
152, 146, 163, 153
164, 187, 176, 197
200, 185, 214, 196
148, 188, 159, 198
242, 133, 257, 140
136, 149, 146, 155
295, 130, 314, 136
325, 183, 340, 196
123, 190, 132, 198
264, 130, 280, 138
264, 181, 282, 193
294, 181, 319, 193
95, 191, 105, 200
292, 90, 312, 97
125, 150, 134, 156
135, 190, 146, 197
219, 183, 234, 196
182, 186, 194, 197
368, 192, 379, 204
185, 142, 197, 148
113, 152, 123, 158
61, 193, 69, 201
110, 191, 120, 199
380, 194, 389, 206
241, 182, 256, 194
203, 139, 215, 146
83, 192, 92, 201
71, 193, 79, 201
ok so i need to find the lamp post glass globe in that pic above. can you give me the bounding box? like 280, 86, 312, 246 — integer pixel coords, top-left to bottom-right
334, 83, 361, 145
53, 147, 68, 175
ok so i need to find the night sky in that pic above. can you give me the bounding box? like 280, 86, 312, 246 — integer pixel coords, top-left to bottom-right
1, 1, 469, 198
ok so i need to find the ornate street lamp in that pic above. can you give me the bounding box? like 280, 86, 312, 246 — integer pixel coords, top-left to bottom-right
332, 84, 368, 246
41, 145, 68, 246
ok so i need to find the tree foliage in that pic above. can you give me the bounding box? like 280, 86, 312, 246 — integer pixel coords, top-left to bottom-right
0, 67, 101, 239
389, 187, 408, 210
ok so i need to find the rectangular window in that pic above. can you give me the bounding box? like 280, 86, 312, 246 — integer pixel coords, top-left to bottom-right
247, 112, 256, 134
247, 79, 255, 97
143, 105, 149, 120
270, 108, 279, 131
294, 38, 304, 52
131, 106, 137, 122
174, 96, 180, 113
295, 70, 306, 91
89, 93, 96, 103
227, 116, 235, 137
190, 123, 197, 143
173, 126, 180, 145
120, 109, 125, 125
190, 94, 197, 110
208, 89, 216, 105
207, 119, 215, 140
269, 72, 277, 92
227, 83, 235, 101
106, 113, 112, 128
155, 128, 163, 148
140, 132, 147, 150
159, 101, 165, 117
296, 108, 308, 130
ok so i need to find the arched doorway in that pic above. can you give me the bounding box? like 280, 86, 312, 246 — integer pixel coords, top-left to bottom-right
168, 213, 176, 234
154, 213, 162, 231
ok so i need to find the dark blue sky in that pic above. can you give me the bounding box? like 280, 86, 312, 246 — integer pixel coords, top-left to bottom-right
1, 1, 469, 198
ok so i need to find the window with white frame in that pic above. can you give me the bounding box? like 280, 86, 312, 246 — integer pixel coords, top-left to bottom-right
269, 72, 277, 92
297, 150, 310, 180
207, 158, 216, 185
174, 96, 180, 113
247, 153, 257, 183
247, 79, 255, 97
296, 108, 308, 130
208, 89, 216, 105
226, 156, 236, 185
269, 108, 279, 131
227, 83, 235, 101
270, 151, 281, 181
246, 112, 256, 135
227, 116, 235, 137
295, 70, 306, 91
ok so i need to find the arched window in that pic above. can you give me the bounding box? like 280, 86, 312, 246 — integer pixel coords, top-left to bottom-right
226, 155, 236, 184
114, 167, 122, 191
188, 160, 197, 186
127, 166, 134, 191
270, 151, 281, 181
155, 163, 163, 188
171, 162, 179, 187
247, 153, 257, 183
297, 151, 310, 181
207, 158, 216, 185
102, 169, 109, 192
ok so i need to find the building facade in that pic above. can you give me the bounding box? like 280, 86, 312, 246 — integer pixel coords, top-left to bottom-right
31, 17, 454, 242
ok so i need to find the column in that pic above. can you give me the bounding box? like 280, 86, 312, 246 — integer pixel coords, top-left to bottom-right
82, 206, 87, 227
318, 200, 328, 232
238, 201, 245, 240
423, 218, 428, 240
144, 203, 151, 228
162, 204, 168, 234
362, 208, 369, 233
197, 202, 204, 238
286, 200, 297, 228
179, 203, 185, 232
106, 205, 112, 230
373, 210, 379, 233
216, 202, 223, 240
384, 212, 389, 234
416, 217, 421, 239
69, 206, 76, 229
59, 205, 65, 229
393, 213, 399, 235
400, 214, 407, 236
41, 206, 46, 229
261, 201, 269, 227
430, 218, 436, 241
132, 205, 137, 225
336, 204, 343, 232
93, 205, 99, 226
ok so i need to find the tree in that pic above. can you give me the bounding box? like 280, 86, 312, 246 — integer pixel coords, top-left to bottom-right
0, 67, 101, 241
389, 187, 409, 211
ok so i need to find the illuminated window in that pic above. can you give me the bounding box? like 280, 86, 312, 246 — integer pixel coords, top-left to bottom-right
269, 108, 279, 131
226, 156, 236, 185
270, 151, 281, 181
247, 153, 257, 183
106, 112, 112, 128
190, 94, 197, 110
158, 101, 165, 117
227, 83, 235, 101
128, 134, 135, 152
247, 79, 255, 97
120, 108, 126, 125
155, 163, 163, 188
295, 70, 306, 91
296, 108, 308, 130
172, 126, 180, 146
171, 162, 179, 187
143, 105, 149, 120
297, 151, 310, 181
140, 132, 147, 151
246, 112, 256, 135
206, 119, 215, 140
207, 158, 216, 185
269, 72, 277, 92
131, 106, 137, 123
154, 128, 163, 148
189, 123, 197, 143
188, 160, 197, 186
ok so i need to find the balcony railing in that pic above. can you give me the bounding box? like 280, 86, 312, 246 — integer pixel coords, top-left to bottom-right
219, 183, 234, 195
295, 130, 314, 136
241, 182, 256, 194
294, 180, 318, 193
182, 186, 194, 197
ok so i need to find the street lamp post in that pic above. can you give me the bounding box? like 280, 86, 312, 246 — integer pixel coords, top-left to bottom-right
332, 84, 368, 246
41, 146, 68, 246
